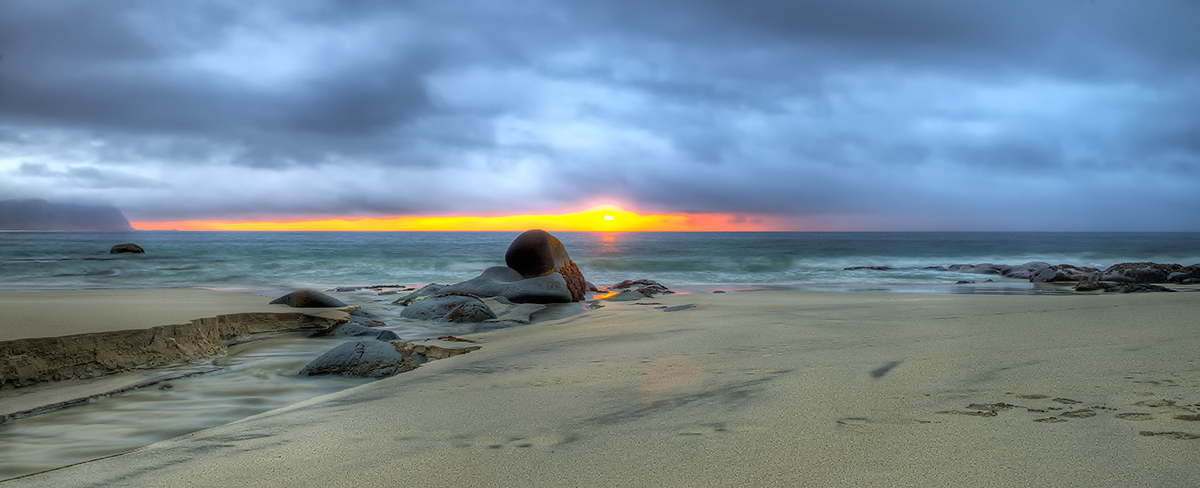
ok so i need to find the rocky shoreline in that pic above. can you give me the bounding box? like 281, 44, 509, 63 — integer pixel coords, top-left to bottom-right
847, 261, 1200, 292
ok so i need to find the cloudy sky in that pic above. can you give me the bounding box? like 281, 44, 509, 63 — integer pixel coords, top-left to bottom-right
1, 0, 1198, 230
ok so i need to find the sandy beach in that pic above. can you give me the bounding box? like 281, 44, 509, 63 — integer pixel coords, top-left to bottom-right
0, 289, 351, 419
2, 290, 1197, 486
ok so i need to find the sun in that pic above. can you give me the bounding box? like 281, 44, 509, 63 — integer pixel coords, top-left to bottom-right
603, 215, 614, 221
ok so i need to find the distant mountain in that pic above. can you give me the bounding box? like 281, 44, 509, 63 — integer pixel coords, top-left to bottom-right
0, 199, 134, 231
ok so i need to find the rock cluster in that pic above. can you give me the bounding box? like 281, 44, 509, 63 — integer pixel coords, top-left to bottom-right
849, 260, 1199, 292
600, 279, 674, 301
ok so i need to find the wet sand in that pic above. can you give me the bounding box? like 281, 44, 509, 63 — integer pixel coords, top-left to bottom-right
6, 291, 1200, 486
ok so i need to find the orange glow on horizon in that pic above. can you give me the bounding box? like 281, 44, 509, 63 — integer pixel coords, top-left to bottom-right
132, 205, 790, 232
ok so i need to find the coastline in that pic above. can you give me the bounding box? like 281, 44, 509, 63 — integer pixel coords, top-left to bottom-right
6, 290, 1199, 486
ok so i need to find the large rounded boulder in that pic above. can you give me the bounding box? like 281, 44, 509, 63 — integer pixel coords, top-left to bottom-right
504, 229, 587, 301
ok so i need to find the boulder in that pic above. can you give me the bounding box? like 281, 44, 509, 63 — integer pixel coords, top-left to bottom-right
311, 322, 400, 341
270, 290, 348, 308
1030, 264, 1099, 283
109, 243, 145, 254
401, 294, 498, 322
505, 229, 587, 301
299, 340, 423, 377
1101, 262, 1184, 283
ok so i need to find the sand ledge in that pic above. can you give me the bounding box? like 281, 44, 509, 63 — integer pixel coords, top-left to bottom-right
0, 311, 345, 390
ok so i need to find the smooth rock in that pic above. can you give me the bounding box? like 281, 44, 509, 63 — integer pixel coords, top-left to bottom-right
311, 322, 400, 341
395, 283, 448, 306
605, 289, 651, 301
401, 294, 498, 322
1101, 262, 1184, 283
426, 267, 574, 304
504, 229, 587, 301
270, 290, 349, 308
109, 243, 145, 254
481, 297, 547, 326
299, 340, 423, 378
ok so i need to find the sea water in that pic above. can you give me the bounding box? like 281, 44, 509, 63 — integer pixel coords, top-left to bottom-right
4, 231, 1199, 295
2, 231, 1199, 478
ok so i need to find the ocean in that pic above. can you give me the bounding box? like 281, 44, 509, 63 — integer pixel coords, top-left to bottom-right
4, 231, 1199, 295
3, 230, 1199, 478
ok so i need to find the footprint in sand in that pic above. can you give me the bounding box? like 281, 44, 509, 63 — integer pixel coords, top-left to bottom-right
1116, 412, 1155, 421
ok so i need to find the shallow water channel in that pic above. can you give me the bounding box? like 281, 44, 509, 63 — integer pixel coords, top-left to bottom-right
0, 289, 587, 480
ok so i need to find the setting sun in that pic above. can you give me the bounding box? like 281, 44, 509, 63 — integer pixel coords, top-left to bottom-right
132, 205, 789, 232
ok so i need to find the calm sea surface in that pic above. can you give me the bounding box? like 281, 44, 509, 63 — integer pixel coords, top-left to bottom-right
4, 231, 1199, 294
2, 231, 1199, 479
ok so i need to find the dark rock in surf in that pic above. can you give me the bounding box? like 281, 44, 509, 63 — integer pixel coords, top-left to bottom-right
401, 294, 497, 322
845, 266, 891, 271
612, 279, 672, 296
1075, 280, 1176, 293
270, 290, 348, 308
1101, 262, 1183, 284
109, 243, 145, 254
504, 229, 587, 301
1030, 264, 1099, 283
299, 340, 423, 377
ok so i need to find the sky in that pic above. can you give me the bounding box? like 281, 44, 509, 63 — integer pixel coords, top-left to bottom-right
1, 0, 1198, 231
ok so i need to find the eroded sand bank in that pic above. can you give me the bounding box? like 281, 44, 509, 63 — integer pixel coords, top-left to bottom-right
0, 289, 350, 417
7, 291, 1200, 486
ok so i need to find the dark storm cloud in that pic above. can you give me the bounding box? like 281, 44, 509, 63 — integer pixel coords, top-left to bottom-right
0, 0, 1197, 229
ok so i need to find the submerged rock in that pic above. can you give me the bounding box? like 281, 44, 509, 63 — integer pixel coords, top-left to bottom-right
1075, 280, 1176, 293
109, 243, 145, 254
299, 340, 423, 378
401, 294, 498, 322
505, 229, 587, 301
270, 290, 348, 308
